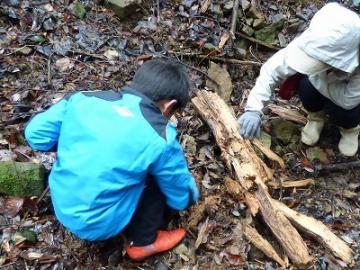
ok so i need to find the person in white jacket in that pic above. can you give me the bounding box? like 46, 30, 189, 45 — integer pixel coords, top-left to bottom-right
239, 2, 360, 157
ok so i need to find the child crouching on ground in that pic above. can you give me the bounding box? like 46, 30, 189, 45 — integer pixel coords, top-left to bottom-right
24, 59, 200, 260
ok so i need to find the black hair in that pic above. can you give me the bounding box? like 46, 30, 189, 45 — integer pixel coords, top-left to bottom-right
130, 59, 190, 109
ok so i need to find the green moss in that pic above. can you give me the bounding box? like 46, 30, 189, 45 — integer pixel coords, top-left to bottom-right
0, 161, 45, 197
19, 229, 37, 243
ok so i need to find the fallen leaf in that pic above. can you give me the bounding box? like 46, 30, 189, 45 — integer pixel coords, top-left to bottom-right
206, 61, 233, 102
0, 197, 24, 218
195, 218, 209, 249
55, 58, 74, 72
104, 49, 119, 61
218, 32, 231, 50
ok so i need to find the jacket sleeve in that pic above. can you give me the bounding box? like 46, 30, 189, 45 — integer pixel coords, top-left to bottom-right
326, 71, 360, 110
25, 99, 67, 151
245, 46, 297, 112
150, 138, 199, 211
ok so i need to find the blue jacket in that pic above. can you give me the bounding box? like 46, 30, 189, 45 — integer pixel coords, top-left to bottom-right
25, 88, 199, 241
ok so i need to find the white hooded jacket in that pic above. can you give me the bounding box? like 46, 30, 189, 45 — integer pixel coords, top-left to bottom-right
245, 3, 360, 112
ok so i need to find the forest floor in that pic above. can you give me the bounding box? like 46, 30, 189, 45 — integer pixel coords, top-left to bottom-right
0, 0, 359, 269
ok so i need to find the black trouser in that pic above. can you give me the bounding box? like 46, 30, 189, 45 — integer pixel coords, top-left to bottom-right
123, 177, 170, 246
298, 76, 360, 129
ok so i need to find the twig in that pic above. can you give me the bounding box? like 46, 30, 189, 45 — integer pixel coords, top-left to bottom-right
0, 262, 16, 269
47, 54, 52, 87
208, 56, 261, 66
70, 50, 108, 61
230, 0, 240, 36
20, 186, 50, 226
156, 0, 160, 22
235, 31, 280, 51
315, 161, 360, 172
167, 50, 261, 66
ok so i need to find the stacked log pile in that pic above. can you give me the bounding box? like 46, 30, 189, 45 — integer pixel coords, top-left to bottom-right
192, 90, 353, 267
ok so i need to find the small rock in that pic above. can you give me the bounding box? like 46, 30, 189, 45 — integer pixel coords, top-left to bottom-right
43, 17, 55, 31
106, 0, 142, 19
0, 150, 16, 161
154, 262, 169, 270
241, 0, 250, 11
241, 25, 254, 36
69, 2, 86, 19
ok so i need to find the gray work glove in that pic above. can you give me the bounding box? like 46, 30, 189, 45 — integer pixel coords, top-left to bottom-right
238, 111, 262, 139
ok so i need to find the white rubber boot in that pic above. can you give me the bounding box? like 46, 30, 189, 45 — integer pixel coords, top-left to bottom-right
338, 126, 360, 157
301, 111, 325, 146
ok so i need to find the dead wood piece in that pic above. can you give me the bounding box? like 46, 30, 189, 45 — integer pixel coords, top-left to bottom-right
230, 0, 240, 35
315, 160, 360, 172
252, 138, 285, 169
267, 104, 307, 125
192, 90, 271, 190
244, 192, 260, 216
244, 224, 286, 267
268, 179, 315, 189
273, 200, 353, 264
256, 184, 313, 266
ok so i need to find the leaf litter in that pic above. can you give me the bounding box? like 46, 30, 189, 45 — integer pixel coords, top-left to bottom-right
0, 0, 359, 269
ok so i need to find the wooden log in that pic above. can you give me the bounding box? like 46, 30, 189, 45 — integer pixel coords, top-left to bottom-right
192, 90, 272, 190
256, 184, 313, 266
268, 178, 315, 189
273, 200, 353, 265
244, 224, 286, 267
252, 138, 285, 169
267, 104, 307, 125
192, 91, 312, 266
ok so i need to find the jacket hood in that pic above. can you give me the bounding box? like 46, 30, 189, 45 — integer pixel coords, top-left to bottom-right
297, 3, 360, 73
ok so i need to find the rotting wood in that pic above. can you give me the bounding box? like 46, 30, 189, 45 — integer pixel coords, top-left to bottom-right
191, 90, 352, 267
252, 138, 285, 169
267, 104, 307, 125
243, 224, 286, 267
273, 200, 353, 265
192, 90, 272, 190
268, 178, 315, 189
256, 184, 313, 266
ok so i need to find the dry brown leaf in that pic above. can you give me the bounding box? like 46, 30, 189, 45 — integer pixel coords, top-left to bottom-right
0, 197, 24, 218
218, 32, 231, 50
206, 62, 233, 101
55, 57, 74, 72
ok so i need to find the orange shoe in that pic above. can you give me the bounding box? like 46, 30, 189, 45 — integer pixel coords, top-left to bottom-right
126, 228, 186, 261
